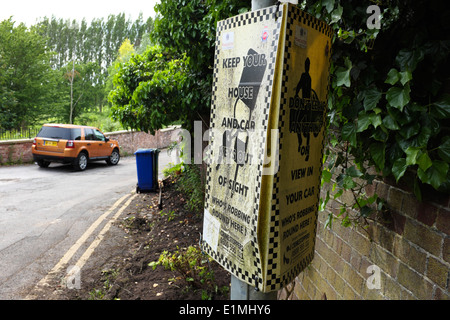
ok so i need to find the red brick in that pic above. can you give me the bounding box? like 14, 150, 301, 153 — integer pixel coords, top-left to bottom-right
417, 202, 438, 226
434, 287, 450, 300
436, 207, 450, 235
372, 223, 396, 251
391, 212, 406, 235
402, 194, 420, 219
365, 183, 376, 198
375, 181, 390, 201
388, 187, 404, 213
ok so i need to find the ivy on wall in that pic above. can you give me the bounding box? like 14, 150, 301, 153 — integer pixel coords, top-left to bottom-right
304, 0, 450, 228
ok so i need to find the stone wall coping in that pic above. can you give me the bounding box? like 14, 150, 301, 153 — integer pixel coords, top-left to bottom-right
0, 138, 34, 145
0, 125, 182, 145
104, 125, 181, 136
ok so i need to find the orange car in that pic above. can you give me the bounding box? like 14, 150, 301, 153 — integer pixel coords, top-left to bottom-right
32, 124, 120, 171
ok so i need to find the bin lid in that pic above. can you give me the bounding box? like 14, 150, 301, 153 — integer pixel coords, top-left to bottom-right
134, 148, 155, 155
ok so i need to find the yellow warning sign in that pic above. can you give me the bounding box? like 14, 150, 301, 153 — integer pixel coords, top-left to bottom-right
202, 3, 333, 292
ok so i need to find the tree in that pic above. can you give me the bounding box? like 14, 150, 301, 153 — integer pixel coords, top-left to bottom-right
0, 18, 57, 129
0, 66, 18, 130
109, 0, 250, 134
118, 39, 135, 63
59, 61, 102, 124
37, 13, 154, 77
109, 45, 189, 133
36, 13, 154, 115
105, 39, 136, 99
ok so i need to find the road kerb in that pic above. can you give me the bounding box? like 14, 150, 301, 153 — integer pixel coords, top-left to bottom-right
25, 192, 136, 299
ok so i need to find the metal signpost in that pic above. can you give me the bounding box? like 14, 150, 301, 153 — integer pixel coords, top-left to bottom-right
202, 1, 333, 300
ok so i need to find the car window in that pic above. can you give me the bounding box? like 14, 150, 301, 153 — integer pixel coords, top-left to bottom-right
84, 128, 95, 140
37, 127, 72, 140
72, 128, 82, 140
93, 129, 105, 141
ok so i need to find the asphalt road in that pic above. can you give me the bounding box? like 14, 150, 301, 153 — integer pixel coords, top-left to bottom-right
0, 150, 172, 299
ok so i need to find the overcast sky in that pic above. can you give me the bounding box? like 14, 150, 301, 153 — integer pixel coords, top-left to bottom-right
1, 0, 159, 26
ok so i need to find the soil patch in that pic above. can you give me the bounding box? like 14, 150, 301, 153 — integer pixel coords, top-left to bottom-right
36, 177, 230, 300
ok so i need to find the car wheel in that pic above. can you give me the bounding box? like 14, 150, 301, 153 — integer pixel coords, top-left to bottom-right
37, 160, 51, 168
106, 149, 120, 165
73, 152, 88, 171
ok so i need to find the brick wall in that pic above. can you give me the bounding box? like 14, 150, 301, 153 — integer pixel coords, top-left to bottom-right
0, 139, 34, 164
279, 178, 450, 300
0, 126, 181, 165
104, 126, 181, 155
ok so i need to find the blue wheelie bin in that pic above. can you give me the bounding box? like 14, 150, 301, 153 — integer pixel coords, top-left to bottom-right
135, 148, 160, 193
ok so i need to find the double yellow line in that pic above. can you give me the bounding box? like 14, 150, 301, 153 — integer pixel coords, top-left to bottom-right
26, 192, 137, 299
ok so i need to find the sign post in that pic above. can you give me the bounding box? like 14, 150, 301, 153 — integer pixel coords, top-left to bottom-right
202, 2, 333, 297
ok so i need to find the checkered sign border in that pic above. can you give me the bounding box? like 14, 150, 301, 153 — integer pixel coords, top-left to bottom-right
202, 5, 283, 290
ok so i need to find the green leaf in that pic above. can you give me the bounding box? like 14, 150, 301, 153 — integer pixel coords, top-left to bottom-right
360, 205, 373, 218
357, 113, 371, 132
382, 114, 400, 130
399, 122, 420, 139
370, 142, 385, 171
438, 137, 450, 162
324, 212, 333, 229
431, 95, 450, 119
342, 122, 356, 146
417, 151, 432, 172
418, 160, 449, 190
392, 158, 408, 183
396, 133, 414, 152
371, 127, 388, 142
331, 4, 343, 24
395, 48, 424, 72
386, 85, 410, 111
362, 87, 382, 111
334, 188, 343, 199
369, 113, 382, 129
335, 66, 351, 87
322, 0, 335, 13
385, 68, 400, 85
405, 147, 420, 166
400, 70, 412, 85
346, 165, 363, 178
343, 175, 357, 189
341, 214, 351, 227
322, 169, 332, 183
414, 126, 432, 148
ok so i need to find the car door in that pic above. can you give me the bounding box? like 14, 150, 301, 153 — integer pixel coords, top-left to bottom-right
93, 129, 111, 158
83, 128, 100, 158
